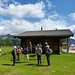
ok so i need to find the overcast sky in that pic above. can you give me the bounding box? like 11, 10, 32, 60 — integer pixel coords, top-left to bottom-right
0, 0, 75, 39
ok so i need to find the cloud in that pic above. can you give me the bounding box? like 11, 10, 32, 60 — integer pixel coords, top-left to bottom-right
0, 13, 70, 35
69, 13, 75, 20
0, 0, 8, 7
0, 12, 75, 40
68, 25, 75, 39
0, 25, 4, 35
0, 2, 45, 18
46, 0, 52, 9
0, 0, 20, 8
0, 19, 34, 35
39, 18, 67, 30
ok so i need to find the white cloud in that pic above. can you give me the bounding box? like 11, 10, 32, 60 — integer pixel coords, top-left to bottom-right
39, 18, 67, 30
12, 0, 20, 5
0, 2, 45, 18
0, 13, 70, 35
0, 19, 35, 35
68, 25, 75, 34
0, 12, 75, 40
68, 25, 75, 39
0, 25, 4, 34
0, 0, 19, 7
48, 12, 65, 20
46, 0, 52, 9
69, 13, 75, 20
0, 0, 8, 8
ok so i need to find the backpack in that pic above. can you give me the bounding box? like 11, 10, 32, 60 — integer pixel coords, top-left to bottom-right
11, 49, 15, 55
46, 48, 53, 55
49, 48, 53, 55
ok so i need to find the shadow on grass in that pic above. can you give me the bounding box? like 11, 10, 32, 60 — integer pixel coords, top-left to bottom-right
2, 64, 13, 66
0, 52, 11, 57
16, 61, 25, 63
26, 63, 48, 67
2, 61, 25, 66
29, 58, 36, 60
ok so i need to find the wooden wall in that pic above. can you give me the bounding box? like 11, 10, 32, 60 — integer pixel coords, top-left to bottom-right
20, 36, 66, 54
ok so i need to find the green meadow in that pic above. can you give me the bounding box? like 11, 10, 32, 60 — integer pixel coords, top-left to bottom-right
0, 46, 75, 75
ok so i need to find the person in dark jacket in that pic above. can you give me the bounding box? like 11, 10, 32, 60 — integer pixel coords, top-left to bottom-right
45, 44, 53, 66
12, 46, 17, 66
0, 46, 2, 56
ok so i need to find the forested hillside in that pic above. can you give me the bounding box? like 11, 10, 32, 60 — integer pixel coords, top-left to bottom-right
0, 34, 20, 46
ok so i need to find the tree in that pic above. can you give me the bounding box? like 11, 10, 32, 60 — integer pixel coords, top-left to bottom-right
6, 39, 13, 46
0, 39, 6, 46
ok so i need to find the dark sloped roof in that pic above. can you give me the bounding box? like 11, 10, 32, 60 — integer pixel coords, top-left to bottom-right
14, 29, 74, 37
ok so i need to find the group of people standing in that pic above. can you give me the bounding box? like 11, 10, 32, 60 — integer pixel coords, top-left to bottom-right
11, 42, 53, 66
35, 42, 53, 66
11, 42, 32, 66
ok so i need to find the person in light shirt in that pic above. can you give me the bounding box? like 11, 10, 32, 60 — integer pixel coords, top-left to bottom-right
36, 44, 42, 65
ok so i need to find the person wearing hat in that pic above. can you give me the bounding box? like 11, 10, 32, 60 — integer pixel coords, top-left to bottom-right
45, 44, 53, 66
11, 46, 17, 66
36, 44, 42, 65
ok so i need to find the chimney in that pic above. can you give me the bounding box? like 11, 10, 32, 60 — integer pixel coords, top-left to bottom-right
55, 28, 57, 30
41, 26, 43, 31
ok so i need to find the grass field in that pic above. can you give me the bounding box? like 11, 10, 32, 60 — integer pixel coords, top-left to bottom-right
0, 46, 75, 75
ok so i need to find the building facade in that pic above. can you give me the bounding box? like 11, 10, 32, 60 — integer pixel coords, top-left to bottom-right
14, 29, 74, 54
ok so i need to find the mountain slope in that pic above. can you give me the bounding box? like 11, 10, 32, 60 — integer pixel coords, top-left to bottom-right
0, 34, 20, 45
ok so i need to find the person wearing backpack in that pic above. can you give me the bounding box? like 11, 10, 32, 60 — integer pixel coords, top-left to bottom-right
36, 44, 42, 65
45, 44, 53, 66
